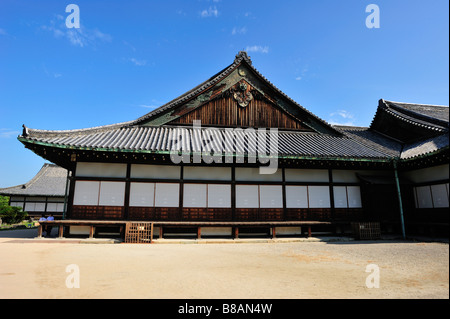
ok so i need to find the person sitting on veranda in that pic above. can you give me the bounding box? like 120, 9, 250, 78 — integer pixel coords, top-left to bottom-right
38, 214, 52, 237
46, 214, 54, 237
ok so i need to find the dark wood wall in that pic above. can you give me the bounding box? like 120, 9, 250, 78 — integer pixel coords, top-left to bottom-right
169, 95, 311, 130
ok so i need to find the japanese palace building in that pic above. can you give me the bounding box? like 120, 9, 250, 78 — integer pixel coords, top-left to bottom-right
0, 164, 67, 219
17, 52, 449, 238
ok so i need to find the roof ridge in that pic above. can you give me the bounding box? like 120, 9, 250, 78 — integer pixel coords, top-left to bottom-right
20, 52, 341, 136
373, 99, 449, 133
133, 51, 341, 135
132, 56, 243, 125
23, 120, 134, 136
384, 99, 449, 108
0, 163, 48, 192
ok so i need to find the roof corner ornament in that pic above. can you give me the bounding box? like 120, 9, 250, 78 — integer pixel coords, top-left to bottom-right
22, 124, 28, 137
235, 51, 252, 65
233, 80, 253, 108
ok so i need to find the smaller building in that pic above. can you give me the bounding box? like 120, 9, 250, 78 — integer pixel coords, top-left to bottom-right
0, 163, 68, 219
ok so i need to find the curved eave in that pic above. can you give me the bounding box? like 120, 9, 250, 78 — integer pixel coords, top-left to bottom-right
400, 145, 450, 162
372, 99, 449, 133
18, 136, 392, 163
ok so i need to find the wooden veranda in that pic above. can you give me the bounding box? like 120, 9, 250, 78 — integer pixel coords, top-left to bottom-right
37, 220, 334, 242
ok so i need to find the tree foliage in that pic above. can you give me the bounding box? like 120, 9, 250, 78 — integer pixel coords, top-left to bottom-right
0, 195, 28, 224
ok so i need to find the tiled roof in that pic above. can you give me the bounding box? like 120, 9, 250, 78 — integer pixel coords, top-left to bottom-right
387, 101, 449, 123
0, 164, 67, 197
374, 100, 449, 133
401, 133, 449, 160
20, 125, 391, 160
333, 126, 403, 158
16, 53, 449, 165
335, 126, 449, 161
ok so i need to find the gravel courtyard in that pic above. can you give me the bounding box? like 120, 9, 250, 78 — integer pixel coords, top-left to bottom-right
0, 229, 448, 299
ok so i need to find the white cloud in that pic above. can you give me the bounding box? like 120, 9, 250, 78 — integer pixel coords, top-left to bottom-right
129, 58, 147, 66
295, 65, 309, 81
139, 99, 161, 109
139, 104, 158, 109
0, 129, 20, 138
328, 110, 356, 126
246, 45, 269, 54
42, 64, 62, 79
232, 26, 247, 35
41, 17, 111, 48
330, 110, 354, 119
200, 6, 219, 18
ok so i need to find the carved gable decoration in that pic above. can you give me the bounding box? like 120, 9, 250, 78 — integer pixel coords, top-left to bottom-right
232, 80, 253, 108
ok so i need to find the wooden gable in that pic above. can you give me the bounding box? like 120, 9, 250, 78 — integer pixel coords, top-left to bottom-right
168, 79, 310, 130
138, 52, 340, 135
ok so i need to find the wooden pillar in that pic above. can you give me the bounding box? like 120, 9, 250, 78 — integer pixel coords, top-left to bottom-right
197, 227, 201, 240
89, 225, 94, 238
159, 226, 163, 239
272, 227, 276, 239
123, 163, 131, 220
307, 226, 312, 238
150, 223, 154, 244
67, 166, 77, 219
233, 226, 239, 239
37, 224, 43, 238
58, 225, 64, 238
44, 196, 49, 215
282, 168, 287, 221
179, 165, 184, 221
328, 169, 335, 221
231, 167, 236, 221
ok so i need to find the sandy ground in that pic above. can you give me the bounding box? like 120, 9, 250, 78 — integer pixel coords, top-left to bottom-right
0, 228, 448, 299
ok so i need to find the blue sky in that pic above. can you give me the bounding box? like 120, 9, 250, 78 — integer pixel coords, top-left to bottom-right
0, 0, 448, 188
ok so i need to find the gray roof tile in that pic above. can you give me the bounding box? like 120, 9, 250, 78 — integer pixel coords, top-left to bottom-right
0, 164, 67, 197
22, 125, 391, 160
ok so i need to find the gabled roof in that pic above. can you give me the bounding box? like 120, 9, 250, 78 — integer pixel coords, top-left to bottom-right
384, 100, 449, 125
133, 51, 341, 135
16, 53, 449, 168
336, 125, 449, 161
20, 51, 341, 137
370, 100, 449, 141
336, 99, 449, 161
0, 164, 67, 197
